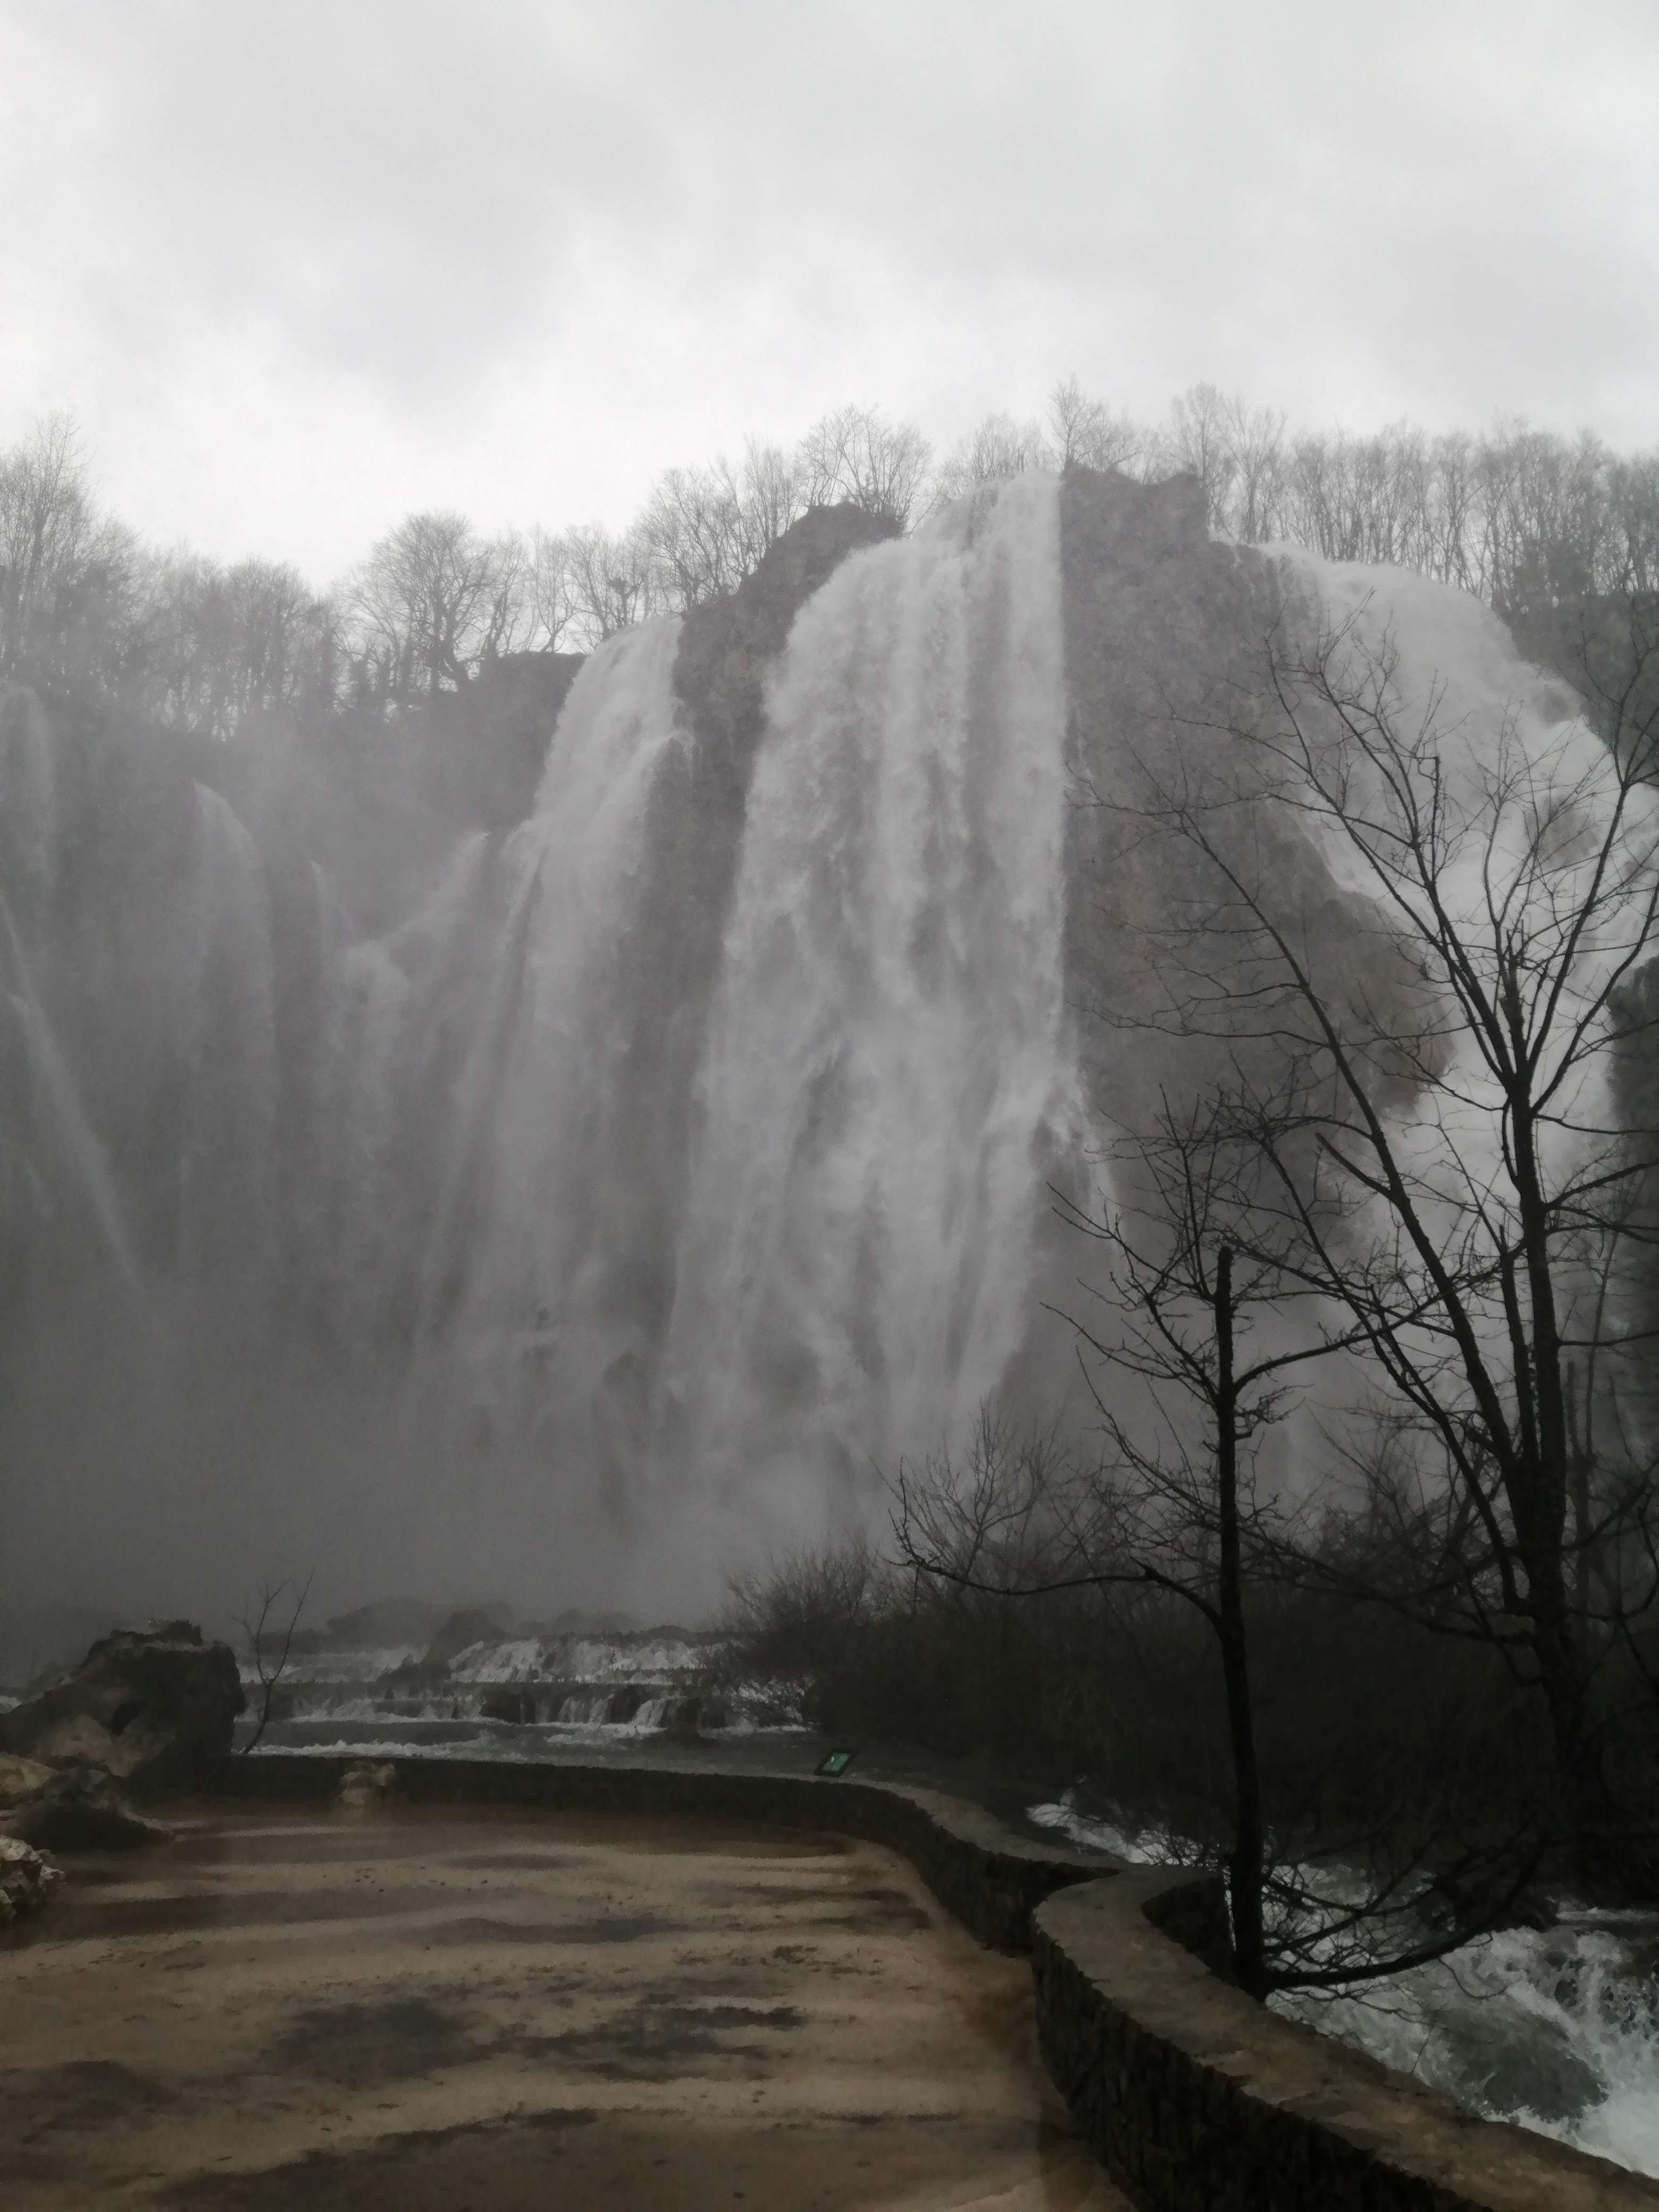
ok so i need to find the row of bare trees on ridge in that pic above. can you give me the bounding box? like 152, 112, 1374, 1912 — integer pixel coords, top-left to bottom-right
5, 385, 1659, 740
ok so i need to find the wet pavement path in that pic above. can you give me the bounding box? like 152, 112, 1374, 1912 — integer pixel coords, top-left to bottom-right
2, 1801, 1128, 2209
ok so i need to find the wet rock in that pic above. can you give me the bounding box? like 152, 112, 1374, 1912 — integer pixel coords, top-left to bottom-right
1435, 2000, 1606, 2126
0, 1753, 54, 1809
339, 1762, 399, 1808
0, 1833, 62, 1923
0, 1621, 244, 1794
6, 1762, 171, 1851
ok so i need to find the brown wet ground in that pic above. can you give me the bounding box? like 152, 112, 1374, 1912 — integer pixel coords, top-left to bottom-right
2, 1800, 1129, 2210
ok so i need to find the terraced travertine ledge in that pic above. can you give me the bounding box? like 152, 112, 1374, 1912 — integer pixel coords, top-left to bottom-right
208, 1756, 1659, 2211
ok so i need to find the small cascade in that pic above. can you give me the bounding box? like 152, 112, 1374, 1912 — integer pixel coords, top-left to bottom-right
555, 1691, 614, 1725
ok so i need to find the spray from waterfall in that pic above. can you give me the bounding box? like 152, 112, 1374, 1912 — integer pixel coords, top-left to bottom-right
0, 890, 137, 1281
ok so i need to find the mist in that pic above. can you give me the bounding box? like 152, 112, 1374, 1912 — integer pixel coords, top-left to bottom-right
4, 409, 1646, 1658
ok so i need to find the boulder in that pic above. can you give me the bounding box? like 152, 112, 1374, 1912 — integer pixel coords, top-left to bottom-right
0, 1834, 62, 1924
0, 1753, 55, 1809
338, 1761, 398, 1808
5, 1762, 171, 1851
0, 1621, 244, 1794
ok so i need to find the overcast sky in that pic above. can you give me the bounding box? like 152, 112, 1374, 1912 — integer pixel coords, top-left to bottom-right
3, 0, 1656, 582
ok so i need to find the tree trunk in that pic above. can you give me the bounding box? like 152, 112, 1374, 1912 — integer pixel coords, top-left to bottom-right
1214, 1244, 1269, 1998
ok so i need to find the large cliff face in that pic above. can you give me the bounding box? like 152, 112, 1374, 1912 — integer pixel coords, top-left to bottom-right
0, 476, 1615, 1621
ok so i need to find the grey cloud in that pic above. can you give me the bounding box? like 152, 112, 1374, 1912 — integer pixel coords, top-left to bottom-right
2, 0, 1656, 573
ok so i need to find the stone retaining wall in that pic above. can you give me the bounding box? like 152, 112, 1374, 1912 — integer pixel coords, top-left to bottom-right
206, 1756, 1659, 2209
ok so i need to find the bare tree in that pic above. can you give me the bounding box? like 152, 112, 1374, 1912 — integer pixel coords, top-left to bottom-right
637, 463, 747, 609
796, 404, 933, 529
1048, 377, 1149, 476
345, 512, 530, 698
933, 411, 1050, 506
131, 552, 328, 738
560, 522, 662, 647
237, 1570, 315, 1754
1162, 384, 1240, 535
895, 1272, 1537, 2000
1220, 395, 1287, 545
1090, 595, 1659, 1887
0, 414, 138, 692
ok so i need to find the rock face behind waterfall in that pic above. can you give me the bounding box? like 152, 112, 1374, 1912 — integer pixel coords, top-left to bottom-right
0, 1622, 244, 1792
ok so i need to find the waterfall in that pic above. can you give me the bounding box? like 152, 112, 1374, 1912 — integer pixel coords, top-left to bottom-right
657, 473, 1076, 1543
179, 784, 276, 1277
443, 616, 689, 1499
314, 939, 410, 1342
10, 468, 1652, 1622
371, 477, 1083, 1580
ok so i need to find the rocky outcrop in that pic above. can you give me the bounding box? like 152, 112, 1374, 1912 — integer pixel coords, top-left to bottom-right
0, 1621, 243, 1794
5, 1762, 170, 1851
0, 1833, 62, 1923
338, 1761, 398, 1808
0, 1753, 54, 1809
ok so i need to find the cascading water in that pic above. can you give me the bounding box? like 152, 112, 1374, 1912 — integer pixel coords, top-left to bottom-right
384, 478, 1084, 1587
435, 615, 691, 1521
658, 471, 1077, 1545
0, 892, 136, 1279
179, 783, 277, 1276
